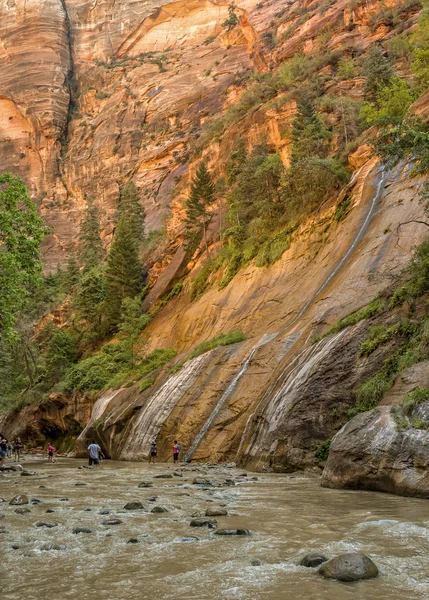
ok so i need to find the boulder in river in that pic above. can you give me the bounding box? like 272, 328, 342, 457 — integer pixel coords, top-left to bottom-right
138, 481, 153, 488
35, 521, 57, 528
214, 529, 251, 536
21, 470, 37, 476
151, 506, 168, 513
15, 507, 31, 514
192, 478, 212, 486
73, 527, 93, 534
322, 406, 429, 498
10, 464, 23, 472
41, 544, 67, 551
318, 553, 379, 581
127, 537, 140, 544
124, 501, 144, 510
154, 474, 173, 479
102, 519, 123, 525
9, 495, 29, 505
205, 508, 228, 517
190, 518, 217, 528
300, 553, 328, 568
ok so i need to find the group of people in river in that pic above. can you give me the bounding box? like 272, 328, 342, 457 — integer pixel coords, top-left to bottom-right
148, 440, 182, 463
0, 435, 183, 466
0, 436, 23, 465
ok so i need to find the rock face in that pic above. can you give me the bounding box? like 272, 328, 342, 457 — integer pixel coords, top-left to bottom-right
318, 553, 379, 582
322, 404, 429, 498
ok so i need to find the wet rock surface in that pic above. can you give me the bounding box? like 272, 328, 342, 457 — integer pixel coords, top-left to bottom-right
300, 553, 328, 568
318, 553, 379, 582
322, 405, 429, 498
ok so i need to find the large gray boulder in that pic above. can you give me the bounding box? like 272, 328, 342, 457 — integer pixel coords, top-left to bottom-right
322, 405, 429, 498
318, 553, 378, 581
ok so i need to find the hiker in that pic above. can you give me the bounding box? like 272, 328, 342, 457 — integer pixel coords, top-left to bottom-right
0, 438, 7, 465
149, 440, 157, 464
14, 438, 23, 462
173, 440, 181, 464
88, 440, 101, 466
7, 440, 13, 458
47, 443, 56, 463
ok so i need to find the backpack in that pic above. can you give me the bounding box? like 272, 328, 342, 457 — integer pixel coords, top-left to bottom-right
177, 444, 182, 453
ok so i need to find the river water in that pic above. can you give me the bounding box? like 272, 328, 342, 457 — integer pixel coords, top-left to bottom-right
2, 458, 429, 600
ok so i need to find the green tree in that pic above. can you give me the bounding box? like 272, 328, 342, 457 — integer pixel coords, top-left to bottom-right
76, 266, 106, 330
291, 96, 330, 165
0, 173, 49, 340
62, 253, 80, 293
79, 199, 104, 270
184, 162, 216, 255
411, 0, 429, 90
117, 181, 146, 243
43, 329, 78, 388
222, 2, 239, 31
105, 216, 142, 327
118, 296, 151, 368
362, 46, 393, 101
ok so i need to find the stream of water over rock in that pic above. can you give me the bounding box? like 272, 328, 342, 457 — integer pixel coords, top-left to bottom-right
2, 457, 429, 600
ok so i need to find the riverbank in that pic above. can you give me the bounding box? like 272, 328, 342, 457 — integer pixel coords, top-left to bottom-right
2, 459, 429, 599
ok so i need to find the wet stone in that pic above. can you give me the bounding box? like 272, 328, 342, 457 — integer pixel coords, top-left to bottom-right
38, 485, 47, 489
124, 501, 144, 510
9, 495, 29, 505
21, 470, 37, 477
151, 506, 168, 513
58, 498, 69, 502
154, 474, 173, 479
214, 529, 251, 536
35, 521, 57, 528
83, 508, 92, 512
14, 507, 31, 514
251, 559, 262, 566
318, 553, 379, 582
46, 509, 55, 513
190, 518, 217, 529
148, 496, 158, 502
300, 553, 328, 568
127, 537, 140, 544
192, 478, 212, 486
173, 537, 199, 543
205, 508, 228, 517
73, 527, 93, 534
102, 519, 123, 525
75, 483, 87, 486
99, 509, 110, 515
11, 544, 21, 550
10, 465, 23, 472
30, 499, 42, 504
41, 544, 67, 551
138, 481, 153, 488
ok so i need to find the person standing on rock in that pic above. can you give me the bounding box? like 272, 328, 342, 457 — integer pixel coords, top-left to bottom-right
14, 438, 23, 462
47, 443, 56, 463
88, 440, 102, 466
149, 440, 157, 464
173, 440, 181, 464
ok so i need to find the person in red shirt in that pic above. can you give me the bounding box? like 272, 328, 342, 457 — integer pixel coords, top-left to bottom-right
47, 444, 56, 463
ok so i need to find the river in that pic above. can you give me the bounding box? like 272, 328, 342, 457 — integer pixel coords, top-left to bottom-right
2, 457, 429, 600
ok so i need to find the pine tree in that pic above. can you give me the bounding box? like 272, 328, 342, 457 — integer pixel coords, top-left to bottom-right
362, 46, 393, 102
62, 253, 80, 293
184, 163, 216, 255
222, 2, 239, 31
104, 216, 142, 327
117, 181, 146, 243
79, 199, 104, 270
291, 96, 329, 165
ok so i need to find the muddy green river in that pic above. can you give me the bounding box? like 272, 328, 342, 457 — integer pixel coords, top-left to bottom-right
2, 457, 429, 600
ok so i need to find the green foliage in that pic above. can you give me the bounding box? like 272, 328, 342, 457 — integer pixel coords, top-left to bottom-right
411, 1, 429, 90
403, 386, 429, 415
360, 78, 415, 127
291, 96, 330, 165
76, 267, 106, 327
254, 225, 296, 267
349, 372, 391, 416
43, 329, 78, 387
117, 181, 146, 243
359, 323, 400, 356
222, 2, 239, 30
334, 195, 352, 222
139, 377, 155, 392
78, 199, 104, 270
105, 216, 142, 327
336, 57, 356, 80
317, 299, 383, 341
118, 295, 151, 367
184, 162, 216, 255
0, 173, 49, 340
362, 46, 393, 101
315, 437, 332, 461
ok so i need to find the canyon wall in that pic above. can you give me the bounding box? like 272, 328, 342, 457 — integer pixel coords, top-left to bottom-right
1, 0, 429, 480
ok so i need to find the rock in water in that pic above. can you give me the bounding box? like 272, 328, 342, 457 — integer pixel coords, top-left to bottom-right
35, 522, 57, 528
9, 495, 29, 505
300, 553, 328, 568
190, 518, 217, 528
151, 506, 168, 513
214, 529, 251, 536
138, 481, 153, 488
15, 507, 31, 514
124, 501, 144, 510
127, 537, 140, 544
10, 464, 23, 472
154, 474, 173, 479
21, 470, 37, 476
205, 508, 228, 517
318, 553, 379, 581
102, 519, 122, 525
72, 527, 93, 534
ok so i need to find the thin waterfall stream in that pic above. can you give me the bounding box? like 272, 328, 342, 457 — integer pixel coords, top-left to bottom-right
184, 166, 388, 461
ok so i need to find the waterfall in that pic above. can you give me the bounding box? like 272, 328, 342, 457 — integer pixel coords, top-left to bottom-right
120, 353, 212, 460
184, 165, 388, 461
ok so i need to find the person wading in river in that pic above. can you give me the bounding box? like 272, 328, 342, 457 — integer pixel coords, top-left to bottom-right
14, 438, 23, 462
149, 440, 157, 464
88, 440, 102, 466
0, 438, 7, 465
47, 443, 56, 463
173, 440, 181, 464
